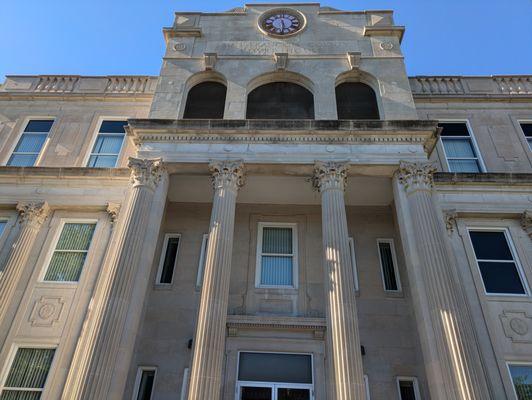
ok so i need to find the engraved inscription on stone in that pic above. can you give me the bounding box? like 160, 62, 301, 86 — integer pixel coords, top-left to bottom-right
205, 41, 365, 56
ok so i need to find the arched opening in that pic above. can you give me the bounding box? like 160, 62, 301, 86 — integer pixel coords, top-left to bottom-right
183, 81, 227, 119
246, 82, 315, 119
335, 82, 380, 119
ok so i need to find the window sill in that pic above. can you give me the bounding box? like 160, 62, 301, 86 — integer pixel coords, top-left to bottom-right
254, 286, 298, 295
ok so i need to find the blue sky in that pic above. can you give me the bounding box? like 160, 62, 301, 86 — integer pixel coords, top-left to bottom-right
1, 0, 531, 80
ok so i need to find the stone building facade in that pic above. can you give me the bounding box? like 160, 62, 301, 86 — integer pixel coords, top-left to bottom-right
0, 3, 531, 400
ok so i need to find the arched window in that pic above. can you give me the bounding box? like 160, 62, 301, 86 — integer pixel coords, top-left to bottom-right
183, 81, 227, 119
335, 82, 380, 119
246, 82, 314, 119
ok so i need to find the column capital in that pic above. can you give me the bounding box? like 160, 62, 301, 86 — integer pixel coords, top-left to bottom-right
16, 201, 50, 229
396, 161, 437, 193
128, 157, 164, 190
209, 160, 245, 191
312, 161, 349, 192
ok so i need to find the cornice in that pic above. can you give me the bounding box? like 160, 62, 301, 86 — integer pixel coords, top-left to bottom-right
226, 314, 326, 331
0, 166, 130, 180
434, 172, 532, 186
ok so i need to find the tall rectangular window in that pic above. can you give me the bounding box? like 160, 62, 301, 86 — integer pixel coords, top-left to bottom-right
256, 223, 297, 288
468, 229, 526, 295
396, 377, 420, 400
349, 237, 359, 291
196, 234, 209, 289
156, 234, 180, 285
439, 122, 482, 172
377, 239, 401, 292
7, 119, 54, 167
0, 347, 55, 398
520, 122, 532, 151
509, 363, 532, 400
43, 222, 96, 282
133, 367, 156, 400
87, 120, 126, 168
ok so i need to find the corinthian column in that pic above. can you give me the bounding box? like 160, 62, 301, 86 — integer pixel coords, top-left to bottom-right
62, 157, 167, 400
0, 202, 50, 327
187, 160, 245, 400
313, 161, 366, 400
393, 161, 491, 400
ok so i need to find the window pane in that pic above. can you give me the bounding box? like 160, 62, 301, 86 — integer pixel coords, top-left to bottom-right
261, 256, 293, 286
448, 159, 480, 173
509, 364, 532, 400
238, 353, 312, 384
160, 237, 179, 284
438, 122, 470, 137
442, 138, 476, 158
99, 120, 127, 133
278, 388, 310, 400
92, 135, 124, 154
137, 370, 155, 400
13, 134, 47, 153
0, 390, 42, 400
521, 123, 532, 138
262, 227, 292, 254
469, 231, 513, 260
88, 155, 118, 168
0, 221, 7, 236
56, 224, 95, 251
399, 380, 416, 400
478, 261, 525, 294
7, 154, 38, 167
24, 120, 54, 133
240, 387, 272, 400
4, 348, 55, 389
379, 242, 398, 291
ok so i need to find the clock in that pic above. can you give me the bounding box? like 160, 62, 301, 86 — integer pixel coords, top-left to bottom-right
258, 9, 306, 38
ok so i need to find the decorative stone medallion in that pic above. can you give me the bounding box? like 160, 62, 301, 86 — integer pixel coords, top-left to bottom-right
380, 41, 394, 50
258, 8, 307, 38
500, 310, 532, 342
30, 296, 65, 327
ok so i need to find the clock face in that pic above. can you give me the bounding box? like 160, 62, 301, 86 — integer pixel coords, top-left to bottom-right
259, 9, 306, 38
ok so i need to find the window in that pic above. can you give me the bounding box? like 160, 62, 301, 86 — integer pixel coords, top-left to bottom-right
438, 122, 483, 172
87, 120, 127, 167
256, 223, 297, 288
396, 377, 420, 400
349, 237, 359, 291
237, 352, 313, 400
0, 220, 7, 238
508, 363, 532, 400
7, 119, 54, 166
247, 82, 314, 119
133, 367, 156, 400
156, 234, 180, 285
0, 347, 55, 398
196, 234, 209, 289
377, 239, 401, 292
468, 229, 527, 295
183, 82, 227, 119
43, 222, 96, 282
364, 375, 371, 400
520, 122, 532, 151
335, 82, 380, 120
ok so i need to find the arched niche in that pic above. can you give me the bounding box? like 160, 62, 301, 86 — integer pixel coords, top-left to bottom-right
183, 72, 227, 119
335, 71, 381, 120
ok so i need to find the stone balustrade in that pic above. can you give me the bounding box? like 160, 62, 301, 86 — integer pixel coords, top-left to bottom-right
410, 75, 532, 96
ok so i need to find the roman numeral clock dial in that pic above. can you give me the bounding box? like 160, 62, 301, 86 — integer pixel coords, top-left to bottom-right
258, 9, 306, 38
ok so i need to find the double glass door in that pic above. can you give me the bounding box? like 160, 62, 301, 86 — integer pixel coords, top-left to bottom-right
239, 384, 311, 400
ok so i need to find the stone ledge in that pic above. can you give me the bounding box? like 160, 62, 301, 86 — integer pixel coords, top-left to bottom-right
0, 166, 130, 179
226, 314, 326, 331
435, 172, 532, 185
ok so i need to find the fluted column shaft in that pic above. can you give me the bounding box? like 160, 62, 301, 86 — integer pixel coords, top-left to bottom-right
394, 161, 491, 400
0, 202, 50, 334
313, 162, 366, 400
187, 160, 245, 400
62, 158, 166, 400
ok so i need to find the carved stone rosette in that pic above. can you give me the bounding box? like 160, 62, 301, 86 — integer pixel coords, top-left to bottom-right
209, 160, 245, 191
16, 201, 50, 229
396, 161, 437, 194
312, 161, 349, 192
128, 157, 164, 190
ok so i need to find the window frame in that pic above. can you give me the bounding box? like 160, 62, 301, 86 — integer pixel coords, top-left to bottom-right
39, 218, 98, 284
196, 233, 209, 290
349, 237, 359, 291
506, 361, 532, 400
0, 344, 57, 398
83, 117, 128, 168
438, 119, 486, 173
376, 238, 402, 293
132, 366, 157, 400
155, 233, 181, 286
235, 351, 314, 400
3, 116, 55, 167
255, 222, 299, 289
518, 119, 532, 151
364, 374, 371, 400
396, 376, 421, 400
466, 227, 529, 297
